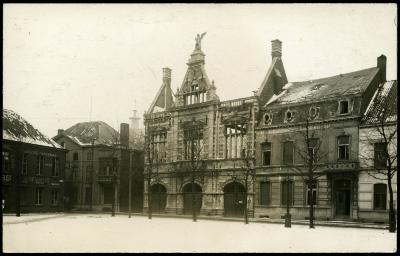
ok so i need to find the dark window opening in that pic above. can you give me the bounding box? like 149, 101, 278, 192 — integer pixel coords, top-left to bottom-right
374, 142, 387, 168
283, 141, 294, 165
340, 100, 349, 114
281, 180, 293, 206
260, 181, 271, 205
338, 136, 350, 160
374, 183, 387, 210
261, 142, 272, 166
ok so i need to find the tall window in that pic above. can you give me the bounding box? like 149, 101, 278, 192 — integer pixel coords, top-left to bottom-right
283, 141, 294, 165
51, 189, 58, 205
87, 151, 93, 160
260, 181, 271, 205
184, 129, 203, 160
36, 187, 43, 205
151, 132, 167, 163
225, 124, 246, 159
52, 157, 59, 176
261, 142, 272, 166
306, 181, 317, 205
337, 136, 350, 160
308, 138, 319, 163
37, 155, 44, 175
374, 142, 387, 168
2, 151, 12, 173
72, 167, 78, 181
339, 100, 349, 114
73, 152, 79, 161
281, 180, 293, 206
22, 153, 28, 175
373, 184, 387, 210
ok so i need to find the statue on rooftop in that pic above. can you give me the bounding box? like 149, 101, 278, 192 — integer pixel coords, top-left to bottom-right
195, 32, 207, 50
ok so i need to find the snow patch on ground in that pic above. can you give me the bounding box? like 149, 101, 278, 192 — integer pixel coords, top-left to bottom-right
2, 214, 396, 253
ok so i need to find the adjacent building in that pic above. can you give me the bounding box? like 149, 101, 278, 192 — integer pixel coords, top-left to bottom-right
2, 109, 67, 213
143, 36, 397, 223
52, 121, 144, 212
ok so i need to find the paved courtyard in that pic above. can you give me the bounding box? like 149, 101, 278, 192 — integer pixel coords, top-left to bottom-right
2, 214, 397, 253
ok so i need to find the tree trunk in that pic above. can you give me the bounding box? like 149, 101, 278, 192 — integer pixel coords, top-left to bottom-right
244, 171, 249, 224
192, 179, 197, 222
387, 170, 396, 232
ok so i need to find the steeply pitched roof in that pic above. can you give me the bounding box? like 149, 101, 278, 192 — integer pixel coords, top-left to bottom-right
265, 67, 380, 107
362, 80, 397, 125
147, 83, 175, 114
3, 109, 62, 148
55, 121, 119, 147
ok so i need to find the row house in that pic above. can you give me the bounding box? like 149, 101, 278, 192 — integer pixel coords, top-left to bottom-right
2, 109, 67, 213
143, 35, 396, 222
53, 122, 144, 212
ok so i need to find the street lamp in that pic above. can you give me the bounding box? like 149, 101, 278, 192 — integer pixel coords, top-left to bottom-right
284, 166, 291, 228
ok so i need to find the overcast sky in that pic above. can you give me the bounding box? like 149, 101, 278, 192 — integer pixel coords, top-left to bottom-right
3, 4, 397, 138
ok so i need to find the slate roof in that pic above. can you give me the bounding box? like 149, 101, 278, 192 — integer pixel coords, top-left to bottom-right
3, 109, 62, 148
362, 80, 397, 125
56, 121, 119, 147
265, 67, 380, 106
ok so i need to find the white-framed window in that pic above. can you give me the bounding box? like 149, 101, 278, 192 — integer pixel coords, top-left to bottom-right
261, 142, 272, 166
337, 136, 350, 160
307, 138, 319, 163
36, 187, 43, 205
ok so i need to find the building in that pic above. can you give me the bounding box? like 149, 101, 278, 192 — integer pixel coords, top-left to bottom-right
143, 35, 396, 222
2, 109, 67, 213
52, 121, 144, 212
358, 80, 397, 223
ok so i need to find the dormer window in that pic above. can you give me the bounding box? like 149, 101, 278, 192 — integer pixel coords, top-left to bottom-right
285, 109, 295, 123
309, 106, 320, 120
264, 112, 273, 125
339, 100, 349, 114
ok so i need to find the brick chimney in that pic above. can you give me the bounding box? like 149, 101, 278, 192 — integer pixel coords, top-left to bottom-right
271, 39, 282, 59
120, 123, 129, 148
57, 129, 64, 135
163, 67, 172, 87
377, 55, 386, 82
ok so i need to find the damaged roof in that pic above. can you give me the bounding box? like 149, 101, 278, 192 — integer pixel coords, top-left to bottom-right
55, 121, 119, 147
3, 109, 62, 148
265, 67, 380, 106
362, 80, 397, 125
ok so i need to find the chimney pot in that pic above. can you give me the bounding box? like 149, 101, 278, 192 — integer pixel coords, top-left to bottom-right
377, 55, 387, 82
58, 129, 64, 135
163, 67, 172, 86
271, 39, 282, 59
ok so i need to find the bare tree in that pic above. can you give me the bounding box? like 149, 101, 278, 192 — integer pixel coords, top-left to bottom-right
239, 141, 256, 224
360, 105, 397, 233
290, 115, 328, 229
143, 126, 161, 220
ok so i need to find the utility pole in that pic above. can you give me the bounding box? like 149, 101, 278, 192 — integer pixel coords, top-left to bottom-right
128, 151, 132, 218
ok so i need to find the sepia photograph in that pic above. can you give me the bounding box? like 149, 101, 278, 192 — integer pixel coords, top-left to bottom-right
2, 3, 397, 253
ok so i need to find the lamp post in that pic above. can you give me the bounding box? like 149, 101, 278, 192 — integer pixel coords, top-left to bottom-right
285, 167, 291, 228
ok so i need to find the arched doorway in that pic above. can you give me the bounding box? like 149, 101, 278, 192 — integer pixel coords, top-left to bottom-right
151, 184, 167, 213
182, 183, 202, 215
224, 182, 246, 217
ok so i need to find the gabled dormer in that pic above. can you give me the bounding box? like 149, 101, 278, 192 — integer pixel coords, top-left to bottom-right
147, 67, 175, 113
256, 39, 288, 107
175, 33, 219, 107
